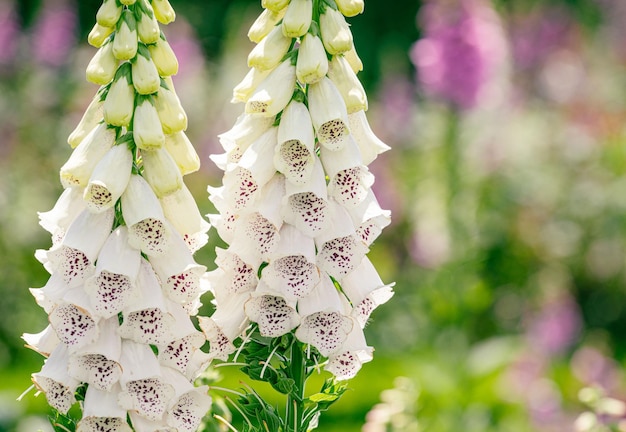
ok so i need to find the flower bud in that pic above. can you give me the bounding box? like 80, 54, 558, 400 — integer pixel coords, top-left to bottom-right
112, 10, 138, 60
67, 92, 104, 148
120, 0, 136, 4
344, 43, 363, 73
88, 23, 114, 48
148, 36, 178, 76
245, 59, 296, 117
104, 70, 135, 127
319, 6, 353, 55
141, 147, 183, 198
232, 67, 271, 103
164, 132, 200, 175
132, 48, 160, 94
327, 55, 367, 113
262, 0, 290, 12
248, 26, 292, 71
84, 144, 133, 213
133, 97, 165, 150
248, 8, 286, 43
307, 76, 350, 150
282, 0, 312, 38
152, 0, 176, 24
96, 0, 122, 28
335, 0, 364, 17
154, 84, 187, 134
86, 41, 118, 85
136, 5, 160, 44
296, 33, 328, 84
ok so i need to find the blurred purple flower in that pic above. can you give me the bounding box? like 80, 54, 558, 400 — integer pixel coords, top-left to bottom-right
526, 294, 582, 356
375, 75, 416, 144
0, 1, 20, 66
410, 0, 506, 109
32, 0, 77, 67
167, 19, 205, 78
571, 347, 623, 393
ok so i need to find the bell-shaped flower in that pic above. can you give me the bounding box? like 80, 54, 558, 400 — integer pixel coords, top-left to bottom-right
282, 0, 312, 38
155, 83, 187, 134
84, 143, 133, 213
296, 33, 328, 84
141, 146, 183, 197
218, 113, 274, 156
86, 40, 118, 85
262, 0, 290, 13
248, 7, 287, 43
67, 317, 123, 391
158, 330, 206, 378
335, 0, 364, 17
88, 23, 114, 48
103, 66, 135, 127
148, 35, 179, 76
206, 187, 237, 244
295, 275, 353, 356
118, 339, 161, 385
245, 289, 300, 337
281, 158, 330, 236
112, 10, 138, 60
209, 248, 259, 298
320, 138, 374, 208
245, 59, 297, 117
164, 131, 200, 175
344, 43, 363, 72
84, 227, 142, 318
137, 6, 160, 44
96, 0, 122, 28
32, 344, 80, 414
232, 67, 271, 103
325, 320, 372, 380
248, 26, 292, 71
263, 224, 319, 299
30, 273, 72, 314
161, 367, 212, 432
60, 123, 116, 188
319, 6, 353, 55
132, 46, 160, 94
275, 100, 315, 184
327, 54, 367, 113
38, 188, 86, 242
348, 189, 391, 246
198, 293, 250, 361
121, 174, 170, 256
152, 0, 176, 24
160, 184, 209, 252
315, 200, 369, 279
23, 325, 61, 357
133, 96, 165, 150
67, 91, 105, 148
49, 290, 99, 350
348, 109, 390, 165
77, 384, 131, 432
308, 77, 351, 151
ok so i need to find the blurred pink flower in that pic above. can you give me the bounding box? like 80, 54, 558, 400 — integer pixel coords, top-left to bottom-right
32, 0, 77, 67
167, 19, 204, 78
0, 1, 20, 66
410, 0, 506, 109
571, 347, 623, 393
526, 294, 582, 356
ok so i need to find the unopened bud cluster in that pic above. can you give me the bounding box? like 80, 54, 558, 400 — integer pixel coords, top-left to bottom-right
25, 0, 212, 430
206, 0, 393, 380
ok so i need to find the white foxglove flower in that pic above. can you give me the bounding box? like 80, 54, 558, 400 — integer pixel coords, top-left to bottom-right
344, 42, 363, 72
38, 188, 86, 242
88, 23, 114, 48
155, 83, 188, 134
348, 109, 390, 165
206, 187, 237, 244
308, 77, 351, 151
335, 0, 365, 17
160, 183, 209, 252
232, 67, 271, 103
325, 320, 372, 380
118, 339, 161, 384
319, 6, 353, 54
348, 189, 391, 245
328, 54, 368, 113
158, 331, 207, 378
245, 59, 297, 117
148, 35, 179, 76
137, 6, 160, 44
60, 123, 116, 188
32, 344, 80, 414
86, 40, 118, 85
103, 70, 135, 127
132, 48, 160, 94
248, 7, 287, 43
141, 146, 183, 197
248, 26, 292, 71
245, 290, 300, 337
152, 0, 176, 24
295, 275, 353, 356
282, 0, 312, 38
133, 96, 165, 150
164, 131, 200, 175
67, 91, 105, 148
275, 100, 315, 184
209, 248, 259, 298
161, 367, 212, 432
84, 143, 133, 213
198, 293, 250, 361
23, 325, 60, 357
96, 0, 122, 28
112, 10, 138, 60
30, 274, 68, 314
49, 295, 99, 350
77, 384, 131, 432
296, 33, 328, 84
218, 113, 274, 155
262, 0, 290, 13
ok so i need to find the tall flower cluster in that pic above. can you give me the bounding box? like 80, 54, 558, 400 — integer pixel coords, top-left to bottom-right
204, 0, 393, 380
24, 0, 212, 430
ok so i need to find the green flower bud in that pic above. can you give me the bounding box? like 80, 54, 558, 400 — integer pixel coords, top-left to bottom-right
248, 7, 286, 43
133, 97, 165, 150
327, 55, 367, 113
152, 0, 176, 24
137, 6, 160, 44
88, 23, 114, 48
319, 7, 353, 55
262, 0, 290, 13
335, 0, 364, 17
141, 147, 183, 197
132, 48, 160, 94
96, 0, 123, 28
112, 10, 138, 60
232, 67, 271, 103
248, 26, 292, 71
164, 131, 200, 175
296, 33, 328, 84
104, 73, 135, 127
148, 37, 178, 76
154, 84, 187, 134
344, 43, 363, 73
86, 41, 118, 85
282, 0, 312, 38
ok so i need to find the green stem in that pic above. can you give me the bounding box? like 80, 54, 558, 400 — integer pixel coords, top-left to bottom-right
286, 341, 306, 432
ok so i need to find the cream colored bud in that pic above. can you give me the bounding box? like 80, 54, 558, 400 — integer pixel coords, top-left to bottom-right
245, 60, 296, 117
112, 12, 138, 60
164, 132, 200, 175
86, 41, 118, 85
344, 43, 363, 73
232, 67, 271, 103
137, 10, 160, 44
120, 0, 136, 4
133, 98, 165, 150
296, 33, 328, 84
319, 7, 353, 55
67, 94, 104, 148
132, 53, 160, 94
308, 77, 350, 150
141, 147, 183, 197
103, 75, 135, 127
96, 0, 122, 28
327, 55, 367, 113
148, 38, 179, 76
262, 0, 290, 12
60, 124, 116, 188
88, 23, 114, 48
152, 0, 176, 24
248, 8, 286, 43
84, 144, 133, 213
282, 0, 312, 38
335, 0, 364, 17
248, 26, 292, 71
154, 85, 187, 134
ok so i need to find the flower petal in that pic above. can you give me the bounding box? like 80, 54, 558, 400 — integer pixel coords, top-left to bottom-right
32, 344, 80, 414
245, 294, 300, 337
